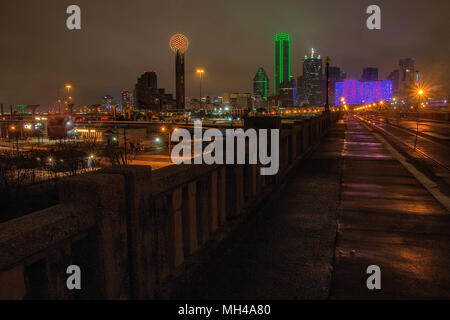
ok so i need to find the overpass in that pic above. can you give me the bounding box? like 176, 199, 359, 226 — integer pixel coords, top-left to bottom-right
0, 111, 449, 300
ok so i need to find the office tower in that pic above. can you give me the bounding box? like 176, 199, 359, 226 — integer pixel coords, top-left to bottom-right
297, 48, 323, 106
103, 95, 113, 111
296, 75, 303, 106
121, 89, 133, 110
398, 58, 415, 100
169, 34, 189, 109
328, 66, 343, 106
387, 70, 399, 99
134, 71, 173, 112
253, 67, 269, 101
362, 67, 379, 81
335, 79, 393, 105
274, 33, 291, 95
280, 79, 296, 107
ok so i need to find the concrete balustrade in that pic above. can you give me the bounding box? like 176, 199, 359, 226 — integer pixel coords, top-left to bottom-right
0, 112, 340, 300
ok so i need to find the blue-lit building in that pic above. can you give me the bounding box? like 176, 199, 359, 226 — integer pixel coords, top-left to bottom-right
335, 79, 393, 105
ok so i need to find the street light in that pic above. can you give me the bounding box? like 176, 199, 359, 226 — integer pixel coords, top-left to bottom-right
196, 69, 205, 110
65, 85, 72, 109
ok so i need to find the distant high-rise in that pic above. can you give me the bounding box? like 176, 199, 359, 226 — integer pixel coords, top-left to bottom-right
253, 67, 269, 101
387, 58, 416, 101
103, 95, 113, 111
274, 33, 291, 95
136, 71, 157, 90
387, 70, 399, 98
121, 89, 133, 110
280, 79, 296, 107
134, 71, 173, 112
398, 58, 415, 100
328, 66, 344, 106
362, 67, 378, 81
297, 48, 323, 106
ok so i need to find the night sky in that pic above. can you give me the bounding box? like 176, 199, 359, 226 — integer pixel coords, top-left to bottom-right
0, 0, 449, 109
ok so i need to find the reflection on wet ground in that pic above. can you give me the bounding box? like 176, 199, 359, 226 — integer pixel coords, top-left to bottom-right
332, 115, 450, 299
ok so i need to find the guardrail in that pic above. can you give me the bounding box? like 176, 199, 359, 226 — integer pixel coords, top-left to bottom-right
0, 112, 340, 299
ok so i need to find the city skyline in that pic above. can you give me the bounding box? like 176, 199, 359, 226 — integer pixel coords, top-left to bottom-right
0, 0, 449, 109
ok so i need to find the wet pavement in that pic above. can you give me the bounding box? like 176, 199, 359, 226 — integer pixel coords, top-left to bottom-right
165, 115, 450, 300
363, 115, 450, 169
359, 114, 450, 191
332, 116, 450, 299
380, 117, 450, 141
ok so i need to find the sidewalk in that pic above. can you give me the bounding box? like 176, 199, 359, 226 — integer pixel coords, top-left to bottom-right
166, 115, 450, 299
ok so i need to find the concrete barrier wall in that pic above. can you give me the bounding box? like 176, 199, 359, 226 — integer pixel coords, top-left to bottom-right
0, 113, 340, 300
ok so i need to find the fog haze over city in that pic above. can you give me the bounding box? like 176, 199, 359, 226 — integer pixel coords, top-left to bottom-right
0, 0, 449, 108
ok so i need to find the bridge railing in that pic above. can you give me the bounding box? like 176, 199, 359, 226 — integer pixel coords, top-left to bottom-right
0, 112, 340, 299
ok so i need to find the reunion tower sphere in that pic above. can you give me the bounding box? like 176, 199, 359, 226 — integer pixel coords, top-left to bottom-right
169, 33, 189, 54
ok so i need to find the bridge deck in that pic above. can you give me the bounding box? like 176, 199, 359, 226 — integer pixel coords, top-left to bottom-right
165, 115, 450, 299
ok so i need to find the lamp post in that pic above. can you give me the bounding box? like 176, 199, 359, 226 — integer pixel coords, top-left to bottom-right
196, 68, 205, 110
161, 126, 178, 153
325, 57, 330, 114
414, 88, 425, 149
65, 85, 72, 113
65, 84, 72, 97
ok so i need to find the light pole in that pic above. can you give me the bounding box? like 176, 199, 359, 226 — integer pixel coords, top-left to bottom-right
414, 88, 425, 149
196, 69, 205, 110
161, 126, 179, 153
65, 84, 72, 97
65, 85, 72, 113
325, 57, 330, 114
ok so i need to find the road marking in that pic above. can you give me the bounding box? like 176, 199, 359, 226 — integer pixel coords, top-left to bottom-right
360, 120, 450, 212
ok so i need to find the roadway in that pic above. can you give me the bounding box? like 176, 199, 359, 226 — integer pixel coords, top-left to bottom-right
357, 113, 450, 191
364, 114, 450, 141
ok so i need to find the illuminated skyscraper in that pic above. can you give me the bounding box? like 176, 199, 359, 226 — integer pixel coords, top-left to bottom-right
274, 33, 291, 95
253, 67, 269, 101
297, 48, 323, 106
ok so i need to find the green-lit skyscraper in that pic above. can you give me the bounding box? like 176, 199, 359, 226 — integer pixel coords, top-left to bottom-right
253, 67, 269, 101
274, 33, 292, 95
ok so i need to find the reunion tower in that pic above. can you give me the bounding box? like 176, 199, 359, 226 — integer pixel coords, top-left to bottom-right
169, 33, 189, 109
